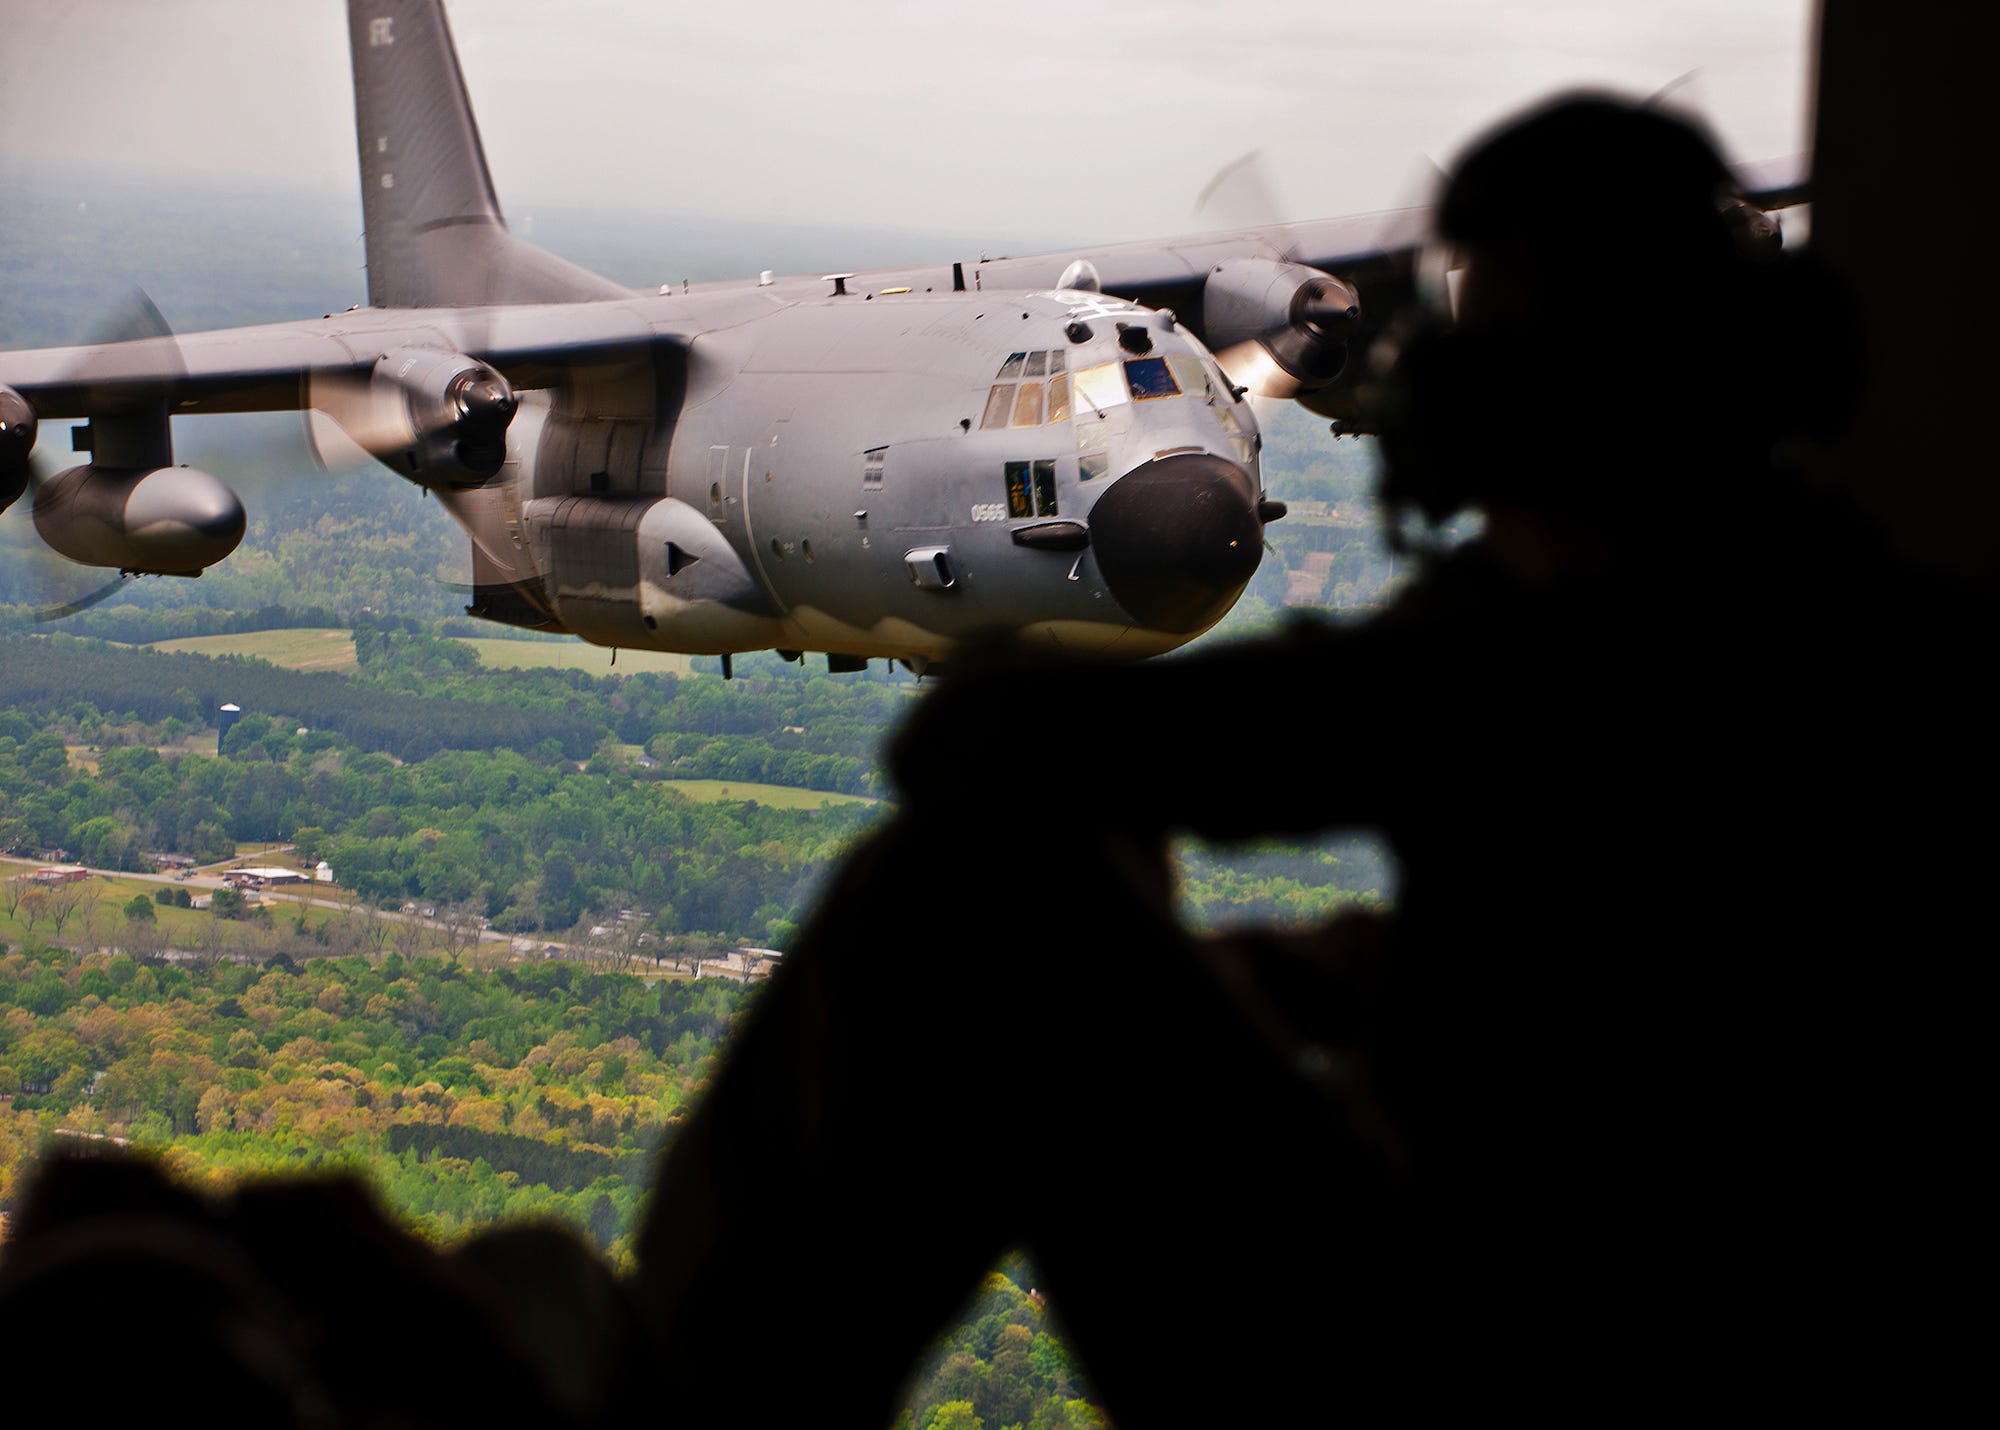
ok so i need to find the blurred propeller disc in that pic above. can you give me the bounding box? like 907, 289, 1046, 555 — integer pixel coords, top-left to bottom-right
33, 574, 133, 622
1195, 149, 1288, 234
6, 288, 227, 621
304, 377, 398, 472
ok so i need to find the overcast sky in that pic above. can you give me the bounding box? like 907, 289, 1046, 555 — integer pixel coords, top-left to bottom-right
2, 0, 1813, 244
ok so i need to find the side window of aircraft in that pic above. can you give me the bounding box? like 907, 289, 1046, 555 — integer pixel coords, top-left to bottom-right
1004, 459, 1059, 518
1123, 357, 1181, 401
1206, 397, 1254, 465
863, 447, 885, 489
1204, 354, 1241, 403
1167, 355, 1224, 403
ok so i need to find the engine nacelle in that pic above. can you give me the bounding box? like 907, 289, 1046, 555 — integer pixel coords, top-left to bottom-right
371, 348, 518, 487
33, 464, 245, 574
0, 385, 35, 514
1201, 258, 1361, 400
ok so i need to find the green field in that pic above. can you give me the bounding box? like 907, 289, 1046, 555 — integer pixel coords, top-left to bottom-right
151, 628, 359, 672
460, 639, 696, 676
0, 862, 341, 948
661, 779, 879, 810
143, 629, 696, 678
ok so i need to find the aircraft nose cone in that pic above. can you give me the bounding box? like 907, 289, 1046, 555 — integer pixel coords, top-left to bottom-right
1089, 452, 1263, 634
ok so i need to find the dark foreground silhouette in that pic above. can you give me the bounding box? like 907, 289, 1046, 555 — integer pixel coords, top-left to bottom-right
2, 95, 1985, 1425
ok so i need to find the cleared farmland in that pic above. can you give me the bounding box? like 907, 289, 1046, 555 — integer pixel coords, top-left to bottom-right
144, 629, 696, 678
151, 628, 359, 672
661, 779, 879, 810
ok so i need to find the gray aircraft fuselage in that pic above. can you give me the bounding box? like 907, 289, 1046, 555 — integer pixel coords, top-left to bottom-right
457, 285, 1263, 663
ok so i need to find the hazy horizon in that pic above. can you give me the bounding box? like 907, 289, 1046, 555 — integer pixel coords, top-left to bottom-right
2, 2, 1814, 248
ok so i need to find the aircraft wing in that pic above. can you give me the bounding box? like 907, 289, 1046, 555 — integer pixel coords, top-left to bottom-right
914, 154, 1809, 423
0, 300, 674, 420
952, 154, 1806, 304
955, 207, 1434, 307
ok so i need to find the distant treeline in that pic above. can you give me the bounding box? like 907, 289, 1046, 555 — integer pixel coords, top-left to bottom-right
386, 1123, 649, 1192
2, 633, 599, 762
0, 603, 345, 645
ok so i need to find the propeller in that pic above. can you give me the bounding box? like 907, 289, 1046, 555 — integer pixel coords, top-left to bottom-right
306, 345, 517, 487
0, 437, 139, 625
1, 288, 246, 623
1194, 149, 1288, 233
1295, 156, 1452, 432
1190, 150, 1366, 406
305, 295, 516, 486
2, 284, 177, 509
30, 574, 136, 622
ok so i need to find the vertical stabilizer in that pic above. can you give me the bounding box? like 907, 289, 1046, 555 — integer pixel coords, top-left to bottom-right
348, 0, 627, 308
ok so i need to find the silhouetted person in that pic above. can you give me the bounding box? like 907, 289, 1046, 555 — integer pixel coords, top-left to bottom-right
0, 1153, 646, 1425
636, 94, 1981, 1424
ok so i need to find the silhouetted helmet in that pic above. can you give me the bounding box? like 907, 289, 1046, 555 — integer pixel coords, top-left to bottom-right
1376, 93, 1828, 530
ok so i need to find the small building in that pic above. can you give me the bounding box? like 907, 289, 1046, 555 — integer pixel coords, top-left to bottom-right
226, 866, 309, 890
314, 861, 334, 883
693, 947, 785, 983
30, 866, 91, 884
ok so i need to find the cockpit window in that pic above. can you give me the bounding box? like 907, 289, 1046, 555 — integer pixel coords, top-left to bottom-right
1167, 355, 1221, 402
1046, 374, 1071, 425
982, 350, 1076, 428
1011, 381, 1045, 428
1071, 363, 1129, 414
1123, 357, 1180, 400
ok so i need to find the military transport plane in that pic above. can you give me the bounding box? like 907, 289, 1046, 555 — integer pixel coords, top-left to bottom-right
0, 1, 1803, 675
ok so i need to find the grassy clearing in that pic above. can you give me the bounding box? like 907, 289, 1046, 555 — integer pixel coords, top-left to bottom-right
139, 628, 695, 679
150, 628, 359, 672
460, 639, 695, 676
660, 779, 878, 810
67, 738, 216, 773
0, 864, 343, 950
